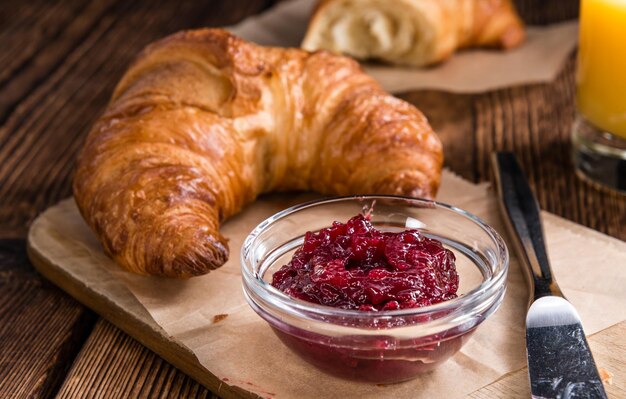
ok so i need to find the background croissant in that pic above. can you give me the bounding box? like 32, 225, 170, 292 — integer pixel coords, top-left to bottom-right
73, 29, 442, 278
302, 0, 526, 67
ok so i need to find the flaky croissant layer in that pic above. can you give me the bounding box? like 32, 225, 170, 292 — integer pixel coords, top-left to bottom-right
302, 0, 526, 67
73, 29, 443, 278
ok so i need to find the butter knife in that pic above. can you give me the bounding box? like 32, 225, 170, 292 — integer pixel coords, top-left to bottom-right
491, 152, 607, 399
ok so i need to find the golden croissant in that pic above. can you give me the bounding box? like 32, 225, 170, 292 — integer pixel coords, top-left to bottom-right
302, 0, 526, 67
73, 29, 442, 278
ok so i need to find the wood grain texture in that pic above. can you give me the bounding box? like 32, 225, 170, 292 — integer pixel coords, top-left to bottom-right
469, 321, 626, 398
55, 320, 216, 399
0, 240, 96, 399
513, 0, 579, 25
0, 0, 623, 398
0, 0, 114, 124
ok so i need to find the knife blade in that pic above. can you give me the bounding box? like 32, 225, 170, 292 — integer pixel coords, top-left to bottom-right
491, 152, 607, 399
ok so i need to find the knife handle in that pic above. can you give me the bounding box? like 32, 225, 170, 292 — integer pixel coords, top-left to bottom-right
491, 152, 563, 304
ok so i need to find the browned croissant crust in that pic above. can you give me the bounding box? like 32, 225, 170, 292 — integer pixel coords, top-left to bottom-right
302, 0, 526, 67
73, 29, 442, 278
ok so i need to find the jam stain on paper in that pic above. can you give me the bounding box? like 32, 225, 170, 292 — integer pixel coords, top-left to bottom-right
221, 377, 276, 398
244, 381, 276, 398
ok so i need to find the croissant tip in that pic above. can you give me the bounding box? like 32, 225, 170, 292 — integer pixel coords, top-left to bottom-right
170, 237, 230, 278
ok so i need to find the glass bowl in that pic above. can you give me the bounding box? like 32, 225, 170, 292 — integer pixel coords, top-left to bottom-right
241, 196, 509, 384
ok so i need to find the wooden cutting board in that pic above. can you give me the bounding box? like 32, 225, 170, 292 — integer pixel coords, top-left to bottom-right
27, 205, 623, 399
26, 244, 626, 398
27, 232, 260, 399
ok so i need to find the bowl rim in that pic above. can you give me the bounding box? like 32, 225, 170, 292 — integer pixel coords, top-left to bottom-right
241, 194, 509, 320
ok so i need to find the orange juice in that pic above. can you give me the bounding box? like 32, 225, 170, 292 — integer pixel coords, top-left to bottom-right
577, 0, 626, 139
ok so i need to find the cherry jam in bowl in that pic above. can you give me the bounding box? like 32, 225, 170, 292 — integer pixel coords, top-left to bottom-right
241, 196, 508, 384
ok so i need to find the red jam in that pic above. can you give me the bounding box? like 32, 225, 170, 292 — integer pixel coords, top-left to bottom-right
271, 215, 459, 311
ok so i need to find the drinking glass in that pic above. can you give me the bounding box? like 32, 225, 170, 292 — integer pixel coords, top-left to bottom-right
572, 0, 626, 193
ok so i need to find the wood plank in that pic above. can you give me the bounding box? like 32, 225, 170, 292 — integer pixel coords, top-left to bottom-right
0, 0, 87, 82
26, 237, 260, 399
0, 0, 117, 124
469, 321, 626, 398
0, 239, 96, 398
513, 0, 579, 24
55, 320, 216, 399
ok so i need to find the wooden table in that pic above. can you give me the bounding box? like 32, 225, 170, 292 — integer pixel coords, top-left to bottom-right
0, 1, 623, 398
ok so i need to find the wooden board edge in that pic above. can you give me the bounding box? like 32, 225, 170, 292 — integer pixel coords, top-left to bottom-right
26, 241, 262, 399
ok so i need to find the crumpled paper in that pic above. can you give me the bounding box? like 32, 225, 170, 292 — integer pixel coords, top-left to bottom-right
28, 171, 626, 398
227, 0, 579, 93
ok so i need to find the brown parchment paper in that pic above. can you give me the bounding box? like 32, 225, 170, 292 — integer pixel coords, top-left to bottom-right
29, 171, 626, 398
227, 0, 579, 94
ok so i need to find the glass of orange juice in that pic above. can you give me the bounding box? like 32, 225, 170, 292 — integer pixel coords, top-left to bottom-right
573, 0, 626, 193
